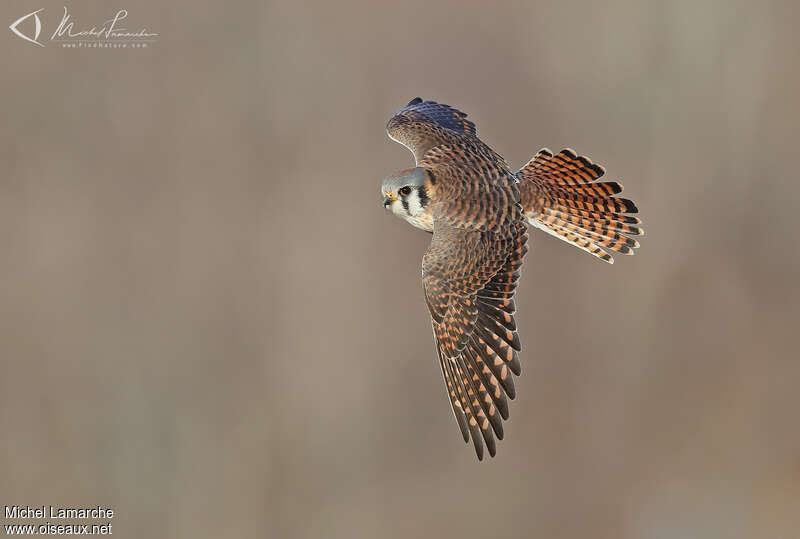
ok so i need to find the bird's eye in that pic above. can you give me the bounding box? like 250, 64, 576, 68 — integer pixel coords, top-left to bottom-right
398, 186, 412, 196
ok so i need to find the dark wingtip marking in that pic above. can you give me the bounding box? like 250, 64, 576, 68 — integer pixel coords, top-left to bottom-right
408, 97, 423, 106
473, 437, 484, 460
506, 383, 516, 400
622, 199, 639, 213
508, 357, 521, 376
499, 404, 509, 421
486, 440, 497, 458
574, 155, 606, 178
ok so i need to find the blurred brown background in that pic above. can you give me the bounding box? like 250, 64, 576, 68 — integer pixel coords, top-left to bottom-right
1, 0, 799, 537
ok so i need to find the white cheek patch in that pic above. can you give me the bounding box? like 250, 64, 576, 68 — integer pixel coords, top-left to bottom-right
387, 190, 433, 232
406, 191, 424, 216
390, 200, 405, 217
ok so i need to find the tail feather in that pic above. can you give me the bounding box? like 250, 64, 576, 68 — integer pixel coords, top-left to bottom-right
540, 214, 639, 253
542, 207, 644, 237
551, 193, 638, 214
530, 222, 615, 263
544, 206, 642, 226
518, 148, 643, 264
548, 180, 623, 198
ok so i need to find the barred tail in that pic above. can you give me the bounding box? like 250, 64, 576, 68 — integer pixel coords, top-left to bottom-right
517, 148, 644, 264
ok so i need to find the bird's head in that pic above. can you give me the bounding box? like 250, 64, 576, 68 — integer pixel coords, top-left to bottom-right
380, 167, 435, 232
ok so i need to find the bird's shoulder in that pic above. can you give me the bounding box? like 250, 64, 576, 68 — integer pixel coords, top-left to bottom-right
420, 138, 512, 191
419, 139, 520, 232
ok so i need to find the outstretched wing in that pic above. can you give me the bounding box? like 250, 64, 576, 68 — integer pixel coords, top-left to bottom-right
387, 98, 477, 163
423, 219, 528, 460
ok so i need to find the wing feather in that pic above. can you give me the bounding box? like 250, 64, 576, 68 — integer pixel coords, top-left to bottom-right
423, 204, 528, 460
386, 99, 529, 459
387, 98, 477, 163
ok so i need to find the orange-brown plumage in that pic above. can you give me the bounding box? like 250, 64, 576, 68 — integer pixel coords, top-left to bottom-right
381, 98, 642, 459
517, 148, 643, 263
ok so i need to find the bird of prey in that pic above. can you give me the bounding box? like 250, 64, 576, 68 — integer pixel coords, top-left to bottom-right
380, 98, 643, 460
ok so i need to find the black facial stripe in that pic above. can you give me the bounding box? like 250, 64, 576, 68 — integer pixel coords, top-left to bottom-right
418, 185, 429, 207
427, 171, 436, 184
401, 197, 409, 213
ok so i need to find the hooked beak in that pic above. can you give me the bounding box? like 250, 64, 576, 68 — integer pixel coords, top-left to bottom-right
383, 195, 393, 208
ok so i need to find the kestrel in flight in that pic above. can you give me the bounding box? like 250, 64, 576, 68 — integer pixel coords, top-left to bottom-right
381, 98, 643, 459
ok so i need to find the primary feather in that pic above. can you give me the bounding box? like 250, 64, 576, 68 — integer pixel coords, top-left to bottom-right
382, 98, 643, 459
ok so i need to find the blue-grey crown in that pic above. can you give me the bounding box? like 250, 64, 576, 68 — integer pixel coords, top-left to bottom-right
381, 167, 426, 194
